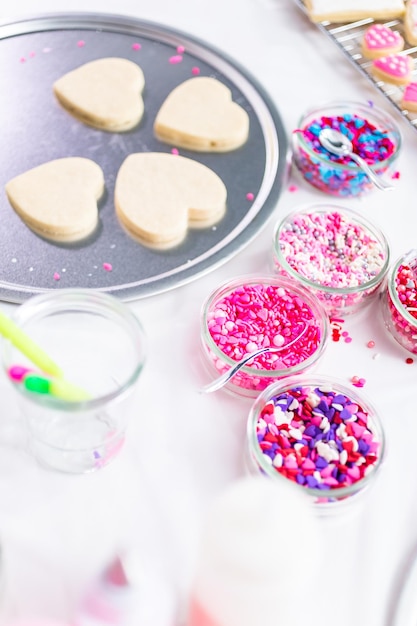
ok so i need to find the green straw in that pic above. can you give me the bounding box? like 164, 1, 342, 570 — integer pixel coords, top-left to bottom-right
23, 372, 90, 402
0, 308, 63, 378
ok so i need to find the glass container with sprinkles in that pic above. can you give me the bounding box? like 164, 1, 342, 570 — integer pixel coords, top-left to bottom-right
291, 101, 401, 197
381, 250, 417, 354
272, 204, 390, 318
200, 275, 329, 398
246, 375, 385, 514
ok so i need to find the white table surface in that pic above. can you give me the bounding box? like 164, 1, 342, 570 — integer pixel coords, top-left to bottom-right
0, 1, 416, 625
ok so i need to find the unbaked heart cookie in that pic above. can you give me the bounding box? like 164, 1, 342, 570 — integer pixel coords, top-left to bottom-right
115, 153, 227, 247
362, 24, 404, 59
371, 53, 413, 85
5, 157, 105, 242
154, 77, 249, 152
53, 58, 145, 132
402, 81, 417, 111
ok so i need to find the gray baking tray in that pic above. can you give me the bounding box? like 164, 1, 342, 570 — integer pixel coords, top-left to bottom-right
0, 12, 288, 303
294, 0, 417, 130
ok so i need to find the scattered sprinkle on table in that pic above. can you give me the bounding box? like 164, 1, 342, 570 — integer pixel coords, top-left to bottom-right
351, 376, 366, 388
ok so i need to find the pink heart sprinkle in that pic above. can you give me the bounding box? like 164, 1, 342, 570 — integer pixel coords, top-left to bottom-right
301, 458, 315, 471
350, 422, 365, 439
284, 456, 298, 469
347, 466, 360, 480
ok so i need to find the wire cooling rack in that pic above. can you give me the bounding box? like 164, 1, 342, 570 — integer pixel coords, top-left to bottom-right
294, 0, 417, 130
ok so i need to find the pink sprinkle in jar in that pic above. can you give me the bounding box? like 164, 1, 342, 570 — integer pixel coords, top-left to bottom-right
200, 275, 329, 398
246, 375, 385, 514
291, 101, 401, 197
381, 250, 417, 354
272, 204, 390, 317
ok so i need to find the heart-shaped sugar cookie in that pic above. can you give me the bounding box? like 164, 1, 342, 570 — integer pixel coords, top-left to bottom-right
5, 157, 105, 242
372, 53, 413, 85
402, 81, 417, 111
154, 77, 249, 152
362, 24, 404, 59
115, 153, 227, 246
53, 58, 145, 132
405, 0, 417, 45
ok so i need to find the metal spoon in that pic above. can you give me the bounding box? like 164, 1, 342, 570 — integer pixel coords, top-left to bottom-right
200, 324, 308, 394
318, 127, 394, 192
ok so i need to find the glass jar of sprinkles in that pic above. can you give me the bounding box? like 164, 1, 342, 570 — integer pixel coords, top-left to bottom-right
272, 204, 390, 318
246, 375, 385, 513
381, 250, 417, 354
291, 101, 401, 197
200, 275, 329, 398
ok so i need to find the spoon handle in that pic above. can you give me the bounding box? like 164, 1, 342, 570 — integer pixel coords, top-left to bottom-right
200, 346, 274, 394
348, 152, 394, 191
199, 324, 310, 394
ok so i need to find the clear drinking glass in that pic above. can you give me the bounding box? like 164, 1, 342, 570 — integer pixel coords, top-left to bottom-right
1, 289, 146, 473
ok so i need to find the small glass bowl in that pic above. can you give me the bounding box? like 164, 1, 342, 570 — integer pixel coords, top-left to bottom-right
246, 375, 385, 514
272, 204, 390, 318
381, 250, 417, 354
291, 101, 401, 197
200, 275, 329, 398
1, 289, 147, 473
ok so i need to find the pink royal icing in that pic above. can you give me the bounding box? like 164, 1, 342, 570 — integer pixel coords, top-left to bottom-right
403, 81, 417, 103
373, 54, 410, 78
365, 24, 402, 50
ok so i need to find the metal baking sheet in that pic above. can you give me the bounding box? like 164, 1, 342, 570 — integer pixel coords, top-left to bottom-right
294, 0, 417, 130
0, 12, 288, 303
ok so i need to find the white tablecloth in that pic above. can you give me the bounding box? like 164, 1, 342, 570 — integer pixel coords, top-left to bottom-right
0, 1, 416, 625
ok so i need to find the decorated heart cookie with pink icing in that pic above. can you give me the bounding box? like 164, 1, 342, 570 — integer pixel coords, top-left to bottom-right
362, 24, 404, 59
371, 53, 413, 85
401, 81, 417, 111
